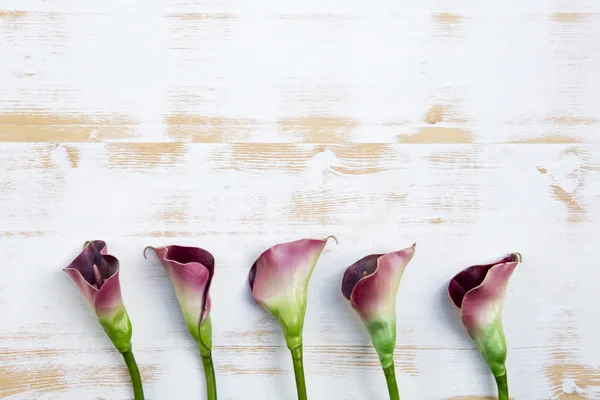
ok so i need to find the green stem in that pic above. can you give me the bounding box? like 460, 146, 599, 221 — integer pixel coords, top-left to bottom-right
121, 348, 145, 400
383, 364, 400, 400
202, 355, 218, 400
495, 372, 509, 400
290, 345, 307, 400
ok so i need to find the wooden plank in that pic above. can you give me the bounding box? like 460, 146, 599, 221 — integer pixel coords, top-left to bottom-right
0, 143, 598, 398
1, 5, 599, 144
2, 0, 600, 399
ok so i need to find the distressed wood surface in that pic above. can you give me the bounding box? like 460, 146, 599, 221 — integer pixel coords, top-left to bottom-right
1, 1, 599, 399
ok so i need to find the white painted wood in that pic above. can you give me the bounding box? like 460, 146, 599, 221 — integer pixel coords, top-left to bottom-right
1, 1, 599, 399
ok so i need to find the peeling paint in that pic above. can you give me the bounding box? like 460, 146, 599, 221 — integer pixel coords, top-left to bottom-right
329, 144, 394, 174
312, 345, 419, 376
0, 364, 68, 398
545, 312, 600, 398
432, 12, 463, 34
433, 13, 463, 24
63, 145, 80, 168
278, 115, 358, 143
508, 135, 581, 144
105, 142, 186, 168
0, 10, 28, 18
399, 127, 474, 144
425, 149, 480, 169
551, 12, 593, 23
551, 185, 584, 223
0, 112, 137, 142
547, 116, 598, 126
166, 115, 257, 142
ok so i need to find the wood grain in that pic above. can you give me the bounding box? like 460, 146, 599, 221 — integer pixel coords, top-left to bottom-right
1, 0, 600, 399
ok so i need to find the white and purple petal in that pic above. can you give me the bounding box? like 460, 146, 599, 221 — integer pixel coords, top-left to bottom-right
147, 245, 214, 343
447, 253, 521, 378
63, 241, 132, 352
249, 237, 333, 348
341, 244, 416, 367
342, 244, 416, 323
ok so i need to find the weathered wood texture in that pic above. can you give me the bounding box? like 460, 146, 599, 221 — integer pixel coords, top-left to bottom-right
1, 1, 599, 399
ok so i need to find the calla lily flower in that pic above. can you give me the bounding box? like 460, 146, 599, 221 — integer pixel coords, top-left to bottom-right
341, 244, 416, 400
145, 245, 217, 400
448, 253, 522, 400
249, 237, 335, 400
63, 240, 144, 400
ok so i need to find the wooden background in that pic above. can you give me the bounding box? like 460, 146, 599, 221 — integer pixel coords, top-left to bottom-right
1, 0, 599, 399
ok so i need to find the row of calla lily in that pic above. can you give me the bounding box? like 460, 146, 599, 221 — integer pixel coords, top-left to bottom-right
64, 238, 521, 400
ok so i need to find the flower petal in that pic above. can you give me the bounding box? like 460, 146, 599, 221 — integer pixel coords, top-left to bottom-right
456, 259, 520, 378
94, 267, 126, 318
95, 268, 132, 353
448, 254, 518, 309
349, 244, 416, 323
64, 268, 97, 308
148, 245, 214, 342
341, 254, 382, 301
447, 254, 522, 378
460, 261, 519, 339
341, 244, 416, 368
63, 241, 132, 353
249, 237, 332, 348
63, 240, 120, 309
250, 238, 330, 305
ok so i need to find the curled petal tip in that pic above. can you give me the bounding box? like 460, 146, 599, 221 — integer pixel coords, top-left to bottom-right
143, 246, 155, 259
325, 235, 338, 245
514, 252, 522, 263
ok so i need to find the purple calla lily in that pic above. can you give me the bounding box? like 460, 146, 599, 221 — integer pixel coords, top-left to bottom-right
341, 244, 416, 400
249, 237, 336, 400
63, 241, 144, 399
145, 245, 217, 400
448, 253, 522, 400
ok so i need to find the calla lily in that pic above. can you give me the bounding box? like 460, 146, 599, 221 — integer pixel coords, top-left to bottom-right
448, 253, 522, 400
145, 245, 217, 400
341, 244, 416, 400
64, 240, 144, 400
249, 237, 335, 400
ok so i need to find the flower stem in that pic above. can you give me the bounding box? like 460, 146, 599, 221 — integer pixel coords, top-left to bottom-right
495, 372, 509, 400
290, 345, 307, 400
383, 364, 400, 400
121, 348, 145, 400
202, 355, 218, 400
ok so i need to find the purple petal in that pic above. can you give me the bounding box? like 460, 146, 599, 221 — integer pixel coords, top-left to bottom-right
341, 254, 383, 301
150, 245, 214, 320
64, 241, 120, 310
250, 238, 330, 305
448, 254, 519, 309
347, 245, 416, 322
94, 269, 126, 319
64, 268, 97, 308
461, 261, 519, 337
64, 240, 119, 287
